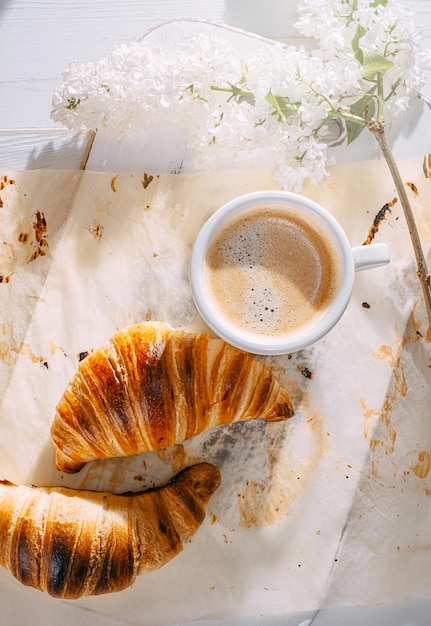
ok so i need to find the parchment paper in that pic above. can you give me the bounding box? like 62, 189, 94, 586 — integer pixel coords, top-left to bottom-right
0, 160, 431, 625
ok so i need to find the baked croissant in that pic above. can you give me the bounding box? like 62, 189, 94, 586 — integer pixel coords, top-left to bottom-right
0, 462, 220, 599
51, 322, 294, 473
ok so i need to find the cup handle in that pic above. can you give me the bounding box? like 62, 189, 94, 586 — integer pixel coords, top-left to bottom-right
351, 243, 390, 271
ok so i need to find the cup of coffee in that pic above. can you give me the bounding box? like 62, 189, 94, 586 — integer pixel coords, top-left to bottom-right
189, 190, 390, 355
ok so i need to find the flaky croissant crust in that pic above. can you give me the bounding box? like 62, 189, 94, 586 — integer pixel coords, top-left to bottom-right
0, 463, 221, 599
51, 322, 294, 473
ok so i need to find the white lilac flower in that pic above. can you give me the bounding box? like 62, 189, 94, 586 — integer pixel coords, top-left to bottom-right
50, 0, 430, 191
295, 0, 429, 95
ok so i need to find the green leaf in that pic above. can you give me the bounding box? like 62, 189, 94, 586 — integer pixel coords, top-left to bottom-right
265, 89, 298, 122
350, 0, 358, 14
238, 60, 249, 85
350, 94, 376, 121
361, 50, 395, 80
345, 95, 376, 144
352, 23, 394, 80
370, 0, 388, 7
345, 118, 366, 144
352, 25, 366, 64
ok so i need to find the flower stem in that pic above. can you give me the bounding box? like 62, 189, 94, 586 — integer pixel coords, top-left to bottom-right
369, 119, 431, 341
210, 84, 254, 101
376, 73, 385, 120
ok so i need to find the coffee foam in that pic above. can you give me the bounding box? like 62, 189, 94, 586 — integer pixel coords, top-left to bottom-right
203, 206, 340, 337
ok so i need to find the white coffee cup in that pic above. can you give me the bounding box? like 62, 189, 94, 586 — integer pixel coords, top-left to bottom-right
190, 190, 390, 355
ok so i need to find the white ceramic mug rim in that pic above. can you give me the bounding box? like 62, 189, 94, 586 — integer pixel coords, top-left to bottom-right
190, 190, 355, 355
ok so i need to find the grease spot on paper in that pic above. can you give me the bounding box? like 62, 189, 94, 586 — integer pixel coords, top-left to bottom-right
412, 450, 431, 479
238, 392, 329, 529
48, 340, 67, 357
0, 322, 45, 366
362, 341, 407, 477
157, 444, 191, 476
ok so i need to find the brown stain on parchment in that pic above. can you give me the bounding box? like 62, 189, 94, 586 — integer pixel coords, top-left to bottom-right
48, 340, 67, 357
29, 211, 49, 262
86, 219, 104, 241
238, 381, 329, 529
0, 175, 15, 191
0, 176, 15, 223
156, 444, 190, 476
408, 303, 431, 346
5, 211, 49, 268
76, 455, 137, 494
0, 322, 45, 366
362, 340, 407, 478
1, 188, 50, 280
412, 451, 431, 479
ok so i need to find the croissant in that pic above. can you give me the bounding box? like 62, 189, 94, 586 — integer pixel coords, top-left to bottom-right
0, 462, 220, 599
51, 322, 294, 473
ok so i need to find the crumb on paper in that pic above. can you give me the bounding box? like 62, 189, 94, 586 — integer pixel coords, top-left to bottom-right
111, 174, 119, 192
298, 364, 313, 379
406, 181, 418, 195
86, 220, 104, 241
18, 232, 29, 243
142, 173, 154, 189
363, 198, 397, 245
209, 512, 219, 525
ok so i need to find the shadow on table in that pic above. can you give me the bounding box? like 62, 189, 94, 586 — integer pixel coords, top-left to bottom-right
24, 130, 94, 171
223, 0, 297, 41
0, 1, 12, 19
319, 282, 431, 612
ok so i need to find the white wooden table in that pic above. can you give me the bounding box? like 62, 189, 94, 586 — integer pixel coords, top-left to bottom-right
0, 0, 305, 170
1, 2, 431, 625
